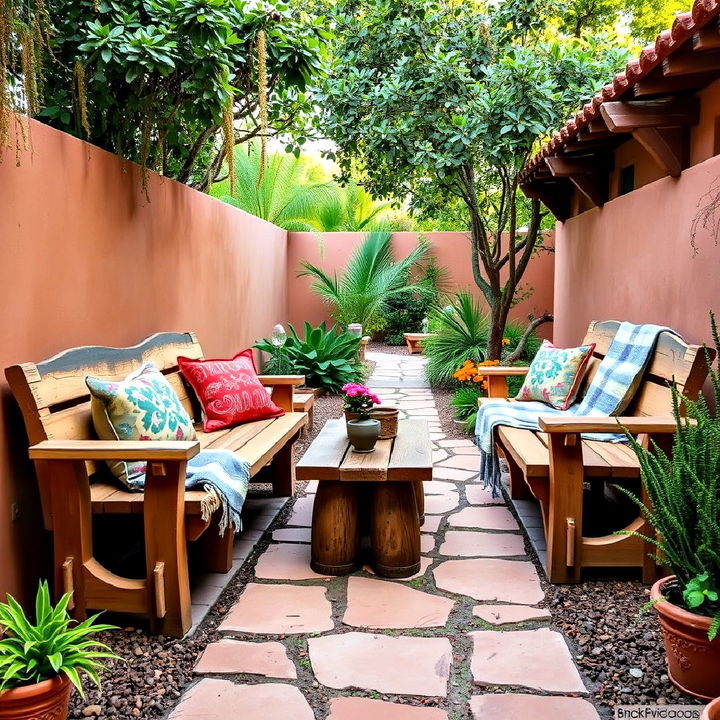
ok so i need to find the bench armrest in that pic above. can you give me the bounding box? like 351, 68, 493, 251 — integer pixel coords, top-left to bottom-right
257, 375, 305, 386
476, 366, 531, 376
538, 416, 685, 434
29, 439, 201, 461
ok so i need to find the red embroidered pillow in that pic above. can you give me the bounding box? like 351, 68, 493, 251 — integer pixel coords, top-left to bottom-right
178, 349, 284, 431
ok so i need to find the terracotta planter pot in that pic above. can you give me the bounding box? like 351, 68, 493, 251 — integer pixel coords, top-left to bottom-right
0, 674, 72, 720
369, 406, 398, 439
651, 576, 720, 701
701, 697, 720, 720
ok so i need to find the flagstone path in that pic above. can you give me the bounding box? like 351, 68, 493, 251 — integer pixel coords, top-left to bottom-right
168, 351, 598, 720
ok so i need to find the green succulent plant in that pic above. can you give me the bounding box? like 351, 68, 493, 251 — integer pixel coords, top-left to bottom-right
0, 581, 119, 695
255, 322, 363, 393
450, 386, 484, 433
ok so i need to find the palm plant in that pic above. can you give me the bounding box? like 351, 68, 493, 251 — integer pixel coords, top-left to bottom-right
298, 232, 429, 334
311, 182, 394, 232
211, 144, 339, 231
424, 292, 491, 386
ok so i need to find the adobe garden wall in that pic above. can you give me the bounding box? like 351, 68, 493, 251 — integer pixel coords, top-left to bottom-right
0, 119, 288, 602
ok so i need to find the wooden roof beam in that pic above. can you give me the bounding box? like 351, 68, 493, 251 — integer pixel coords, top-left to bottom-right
521, 181, 572, 222
545, 156, 610, 208
663, 49, 720, 77
693, 19, 720, 51
599, 98, 699, 133
634, 70, 720, 98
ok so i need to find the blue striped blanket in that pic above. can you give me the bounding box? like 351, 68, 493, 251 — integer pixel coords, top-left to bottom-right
475, 323, 677, 495
135, 449, 249, 536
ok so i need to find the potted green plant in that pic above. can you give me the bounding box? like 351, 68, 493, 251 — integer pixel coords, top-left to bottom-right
624, 315, 720, 700
341, 383, 381, 453
0, 581, 118, 719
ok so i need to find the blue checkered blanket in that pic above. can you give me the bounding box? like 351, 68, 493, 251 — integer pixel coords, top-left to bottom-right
475, 323, 677, 495
136, 449, 249, 535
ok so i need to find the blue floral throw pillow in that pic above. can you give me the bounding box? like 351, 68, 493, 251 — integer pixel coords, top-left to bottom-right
515, 340, 596, 410
86, 362, 196, 488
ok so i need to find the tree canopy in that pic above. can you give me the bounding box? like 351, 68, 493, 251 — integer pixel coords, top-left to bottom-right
317, 0, 628, 357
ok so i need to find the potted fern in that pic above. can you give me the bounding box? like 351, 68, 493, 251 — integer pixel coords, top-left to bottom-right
625, 315, 720, 700
0, 581, 118, 719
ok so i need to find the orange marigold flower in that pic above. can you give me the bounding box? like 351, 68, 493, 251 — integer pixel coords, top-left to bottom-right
502, 338, 510, 345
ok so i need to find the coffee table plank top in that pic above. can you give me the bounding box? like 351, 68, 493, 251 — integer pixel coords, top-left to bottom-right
296, 418, 432, 482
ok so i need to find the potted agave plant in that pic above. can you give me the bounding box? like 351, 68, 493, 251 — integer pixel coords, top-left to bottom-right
0, 581, 118, 719
624, 315, 720, 700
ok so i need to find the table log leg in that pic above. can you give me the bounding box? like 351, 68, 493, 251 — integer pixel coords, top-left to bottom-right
412, 480, 425, 526
311, 481, 360, 575
371, 482, 420, 578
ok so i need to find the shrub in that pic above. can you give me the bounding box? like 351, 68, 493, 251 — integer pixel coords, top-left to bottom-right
450, 386, 484, 433
424, 291, 541, 386
255, 322, 363, 393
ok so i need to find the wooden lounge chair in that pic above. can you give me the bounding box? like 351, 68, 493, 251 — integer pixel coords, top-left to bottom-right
478, 321, 713, 583
5, 332, 307, 636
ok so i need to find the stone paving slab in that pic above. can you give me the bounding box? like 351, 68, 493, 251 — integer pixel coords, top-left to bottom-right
219, 584, 333, 634
254, 543, 330, 581
309, 632, 452, 696
328, 697, 449, 719
433, 558, 544, 604
448, 506, 519, 531
470, 694, 599, 720
363, 556, 433, 582
343, 576, 453, 629
465, 485, 504, 505
437, 454, 481, 471
287, 496, 314, 526
439, 530, 525, 557
421, 515, 442, 532
424, 491, 460, 515
168, 679, 314, 720
193, 639, 297, 678
421, 534, 435, 553
472, 605, 551, 625
432, 467, 476, 482
272, 527, 312, 543
469, 629, 587, 693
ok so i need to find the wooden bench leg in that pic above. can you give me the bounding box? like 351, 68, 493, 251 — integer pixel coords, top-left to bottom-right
412, 480, 425, 525
311, 481, 360, 575
199, 513, 234, 573
43, 459, 92, 620
270, 436, 298, 497
371, 481, 420, 578
144, 461, 192, 637
547, 434, 584, 584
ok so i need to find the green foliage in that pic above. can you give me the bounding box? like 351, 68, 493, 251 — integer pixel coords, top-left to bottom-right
212, 145, 397, 231
298, 232, 429, 334
621, 314, 720, 639
0, 582, 118, 694
382, 260, 447, 345
450, 386, 483, 433
26, 0, 327, 186
424, 293, 490, 386
317, 0, 628, 358
255, 322, 361, 392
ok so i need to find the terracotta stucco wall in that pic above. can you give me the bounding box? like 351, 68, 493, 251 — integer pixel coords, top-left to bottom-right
286, 231, 555, 338
554, 152, 720, 348
0, 119, 288, 602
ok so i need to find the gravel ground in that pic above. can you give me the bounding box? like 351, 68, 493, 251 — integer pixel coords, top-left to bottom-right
68, 351, 701, 719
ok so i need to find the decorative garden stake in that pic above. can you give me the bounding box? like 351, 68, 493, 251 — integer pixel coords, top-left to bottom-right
270, 323, 290, 375
341, 383, 381, 453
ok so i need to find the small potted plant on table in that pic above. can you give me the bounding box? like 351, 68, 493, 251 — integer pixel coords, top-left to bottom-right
342, 383, 381, 453
624, 315, 720, 700
0, 581, 118, 719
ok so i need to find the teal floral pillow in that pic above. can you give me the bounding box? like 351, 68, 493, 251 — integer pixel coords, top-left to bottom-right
516, 340, 596, 410
86, 362, 196, 488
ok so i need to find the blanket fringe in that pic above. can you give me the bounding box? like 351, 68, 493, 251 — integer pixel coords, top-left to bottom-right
200, 484, 242, 537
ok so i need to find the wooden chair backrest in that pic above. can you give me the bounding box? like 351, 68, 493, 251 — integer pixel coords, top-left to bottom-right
579, 321, 713, 416
5, 332, 204, 483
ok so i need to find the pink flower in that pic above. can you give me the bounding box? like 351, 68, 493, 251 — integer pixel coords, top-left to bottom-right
370, 394, 381, 404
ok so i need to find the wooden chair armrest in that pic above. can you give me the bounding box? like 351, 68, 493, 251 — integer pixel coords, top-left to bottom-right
475, 367, 530, 376
29, 440, 200, 461
257, 375, 306, 387
538, 416, 687, 434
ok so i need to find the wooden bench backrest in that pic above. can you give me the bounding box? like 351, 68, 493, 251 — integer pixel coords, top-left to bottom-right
580, 321, 713, 416
5, 332, 204, 481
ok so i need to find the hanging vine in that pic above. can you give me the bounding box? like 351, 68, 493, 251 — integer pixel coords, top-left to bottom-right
73, 60, 89, 137
256, 27, 268, 186
222, 94, 236, 194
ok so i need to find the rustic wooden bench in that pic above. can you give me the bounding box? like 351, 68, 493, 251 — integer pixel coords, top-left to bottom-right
478, 321, 713, 584
5, 332, 307, 637
293, 393, 315, 435
403, 333, 433, 354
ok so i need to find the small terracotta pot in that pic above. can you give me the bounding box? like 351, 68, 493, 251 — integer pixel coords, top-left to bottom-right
369, 406, 398, 439
701, 697, 720, 720
0, 674, 72, 720
651, 576, 720, 700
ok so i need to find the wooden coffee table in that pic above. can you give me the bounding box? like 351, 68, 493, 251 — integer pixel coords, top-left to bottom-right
296, 418, 432, 578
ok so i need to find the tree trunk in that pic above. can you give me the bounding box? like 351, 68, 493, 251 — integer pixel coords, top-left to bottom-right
487, 303, 511, 361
